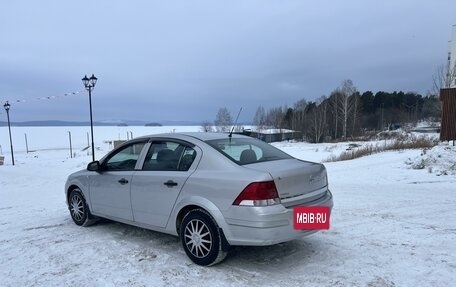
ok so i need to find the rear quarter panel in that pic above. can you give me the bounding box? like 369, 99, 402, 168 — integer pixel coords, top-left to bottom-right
166, 166, 272, 235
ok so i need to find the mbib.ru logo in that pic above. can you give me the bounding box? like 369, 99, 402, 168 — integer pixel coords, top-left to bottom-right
293, 206, 330, 230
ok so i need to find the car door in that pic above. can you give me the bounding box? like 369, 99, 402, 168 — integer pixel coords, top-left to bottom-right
89, 140, 147, 221
130, 140, 199, 228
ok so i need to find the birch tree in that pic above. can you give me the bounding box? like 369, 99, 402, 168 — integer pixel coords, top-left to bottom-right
309, 96, 327, 143
338, 79, 357, 139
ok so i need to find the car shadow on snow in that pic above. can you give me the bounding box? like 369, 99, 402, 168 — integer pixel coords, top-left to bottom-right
223, 239, 323, 268
89, 218, 180, 247
73, 218, 329, 268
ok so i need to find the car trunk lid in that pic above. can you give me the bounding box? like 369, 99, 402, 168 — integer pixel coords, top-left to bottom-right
244, 159, 328, 207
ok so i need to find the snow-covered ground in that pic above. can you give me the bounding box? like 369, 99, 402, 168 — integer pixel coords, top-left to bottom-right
1, 127, 455, 286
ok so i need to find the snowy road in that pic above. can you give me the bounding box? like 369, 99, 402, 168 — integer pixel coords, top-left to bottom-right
1, 140, 455, 286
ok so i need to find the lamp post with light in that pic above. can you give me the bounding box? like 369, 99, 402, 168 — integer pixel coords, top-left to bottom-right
3, 101, 15, 165
82, 74, 98, 161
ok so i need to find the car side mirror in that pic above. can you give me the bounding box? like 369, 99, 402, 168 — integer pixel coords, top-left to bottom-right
87, 161, 102, 172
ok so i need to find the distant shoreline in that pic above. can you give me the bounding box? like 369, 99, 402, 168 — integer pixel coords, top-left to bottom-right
0, 120, 202, 127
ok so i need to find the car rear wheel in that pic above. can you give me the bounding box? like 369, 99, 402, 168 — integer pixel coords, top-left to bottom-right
180, 209, 227, 266
69, 188, 95, 227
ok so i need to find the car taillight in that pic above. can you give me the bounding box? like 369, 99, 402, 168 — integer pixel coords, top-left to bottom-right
233, 181, 281, 206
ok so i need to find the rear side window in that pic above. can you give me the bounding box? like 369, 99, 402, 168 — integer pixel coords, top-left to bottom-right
142, 141, 196, 171
205, 138, 292, 165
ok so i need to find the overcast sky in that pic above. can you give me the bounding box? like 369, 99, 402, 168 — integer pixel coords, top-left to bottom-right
1, 0, 455, 124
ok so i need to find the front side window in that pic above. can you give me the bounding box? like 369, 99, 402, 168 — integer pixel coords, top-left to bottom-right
104, 142, 146, 171
205, 137, 292, 165
142, 141, 196, 171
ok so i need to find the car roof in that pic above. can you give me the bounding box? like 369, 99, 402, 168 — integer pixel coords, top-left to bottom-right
180, 132, 249, 141
137, 132, 250, 142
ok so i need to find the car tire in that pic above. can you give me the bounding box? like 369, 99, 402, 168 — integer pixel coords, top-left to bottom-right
69, 188, 96, 227
180, 209, 228, 266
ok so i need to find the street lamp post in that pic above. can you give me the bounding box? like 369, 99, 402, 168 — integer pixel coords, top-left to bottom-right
82, 74, 98, 162
3, 101, 15, 165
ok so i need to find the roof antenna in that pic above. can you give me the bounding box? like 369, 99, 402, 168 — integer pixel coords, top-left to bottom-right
229, 107, 243, 139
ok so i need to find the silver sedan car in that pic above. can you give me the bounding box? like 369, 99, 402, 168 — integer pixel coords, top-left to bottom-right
65, 132, 333, 266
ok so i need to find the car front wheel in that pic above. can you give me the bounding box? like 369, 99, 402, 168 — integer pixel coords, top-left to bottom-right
180, 209, 227, 266
69, 188, 95, 226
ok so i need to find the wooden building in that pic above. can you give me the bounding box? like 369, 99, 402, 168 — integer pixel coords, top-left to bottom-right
440, 88, 456, 142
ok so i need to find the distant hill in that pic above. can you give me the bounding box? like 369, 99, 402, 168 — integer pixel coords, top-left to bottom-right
145, 122, 163, 127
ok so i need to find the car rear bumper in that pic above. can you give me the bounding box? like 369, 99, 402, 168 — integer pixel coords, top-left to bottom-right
223, 189, 333, 246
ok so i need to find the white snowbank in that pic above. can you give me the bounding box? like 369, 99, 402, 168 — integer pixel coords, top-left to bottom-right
405, 143, 456, 175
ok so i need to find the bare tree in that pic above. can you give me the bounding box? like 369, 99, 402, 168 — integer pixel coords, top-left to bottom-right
338, 79, 357, 139
253, 106, 266, 131
350, 92, 362, 137
329, 90, 341, 139
200, 121, 214, 132
292, 99, 307, 133
309, 97, 327, 143
214, 107, 233, 132
232, 125, 244, 132
422, 92, 441, 121
265, 107, 285, 130
432, 62, 456, 96
446, 61, 456, 88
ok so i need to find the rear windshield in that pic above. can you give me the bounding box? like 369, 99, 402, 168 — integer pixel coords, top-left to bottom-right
205, 137, 292, 165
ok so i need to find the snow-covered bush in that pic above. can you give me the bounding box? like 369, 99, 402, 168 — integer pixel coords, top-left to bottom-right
405, 144, 456, 175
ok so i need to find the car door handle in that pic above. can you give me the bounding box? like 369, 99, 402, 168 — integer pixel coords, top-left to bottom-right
118, 178, 129, 185
163, 180, 178, 187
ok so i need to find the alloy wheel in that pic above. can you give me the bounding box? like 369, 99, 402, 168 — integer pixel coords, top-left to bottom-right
70, 193, 85, 222
183, 219, 213, 258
